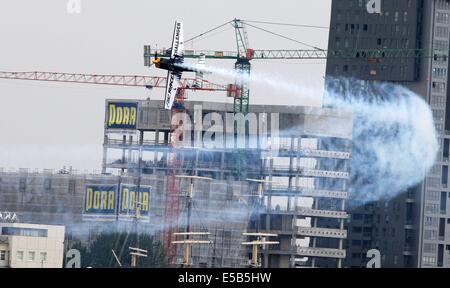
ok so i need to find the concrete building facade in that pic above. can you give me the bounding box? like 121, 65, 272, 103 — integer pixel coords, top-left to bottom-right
326, 0, 450, 267
102, 99, 353, 268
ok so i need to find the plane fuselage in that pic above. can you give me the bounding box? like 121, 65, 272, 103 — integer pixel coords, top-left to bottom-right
153, 57, 195, 74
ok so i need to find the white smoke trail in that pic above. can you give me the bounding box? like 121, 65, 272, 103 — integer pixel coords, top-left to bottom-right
325, 79, 438, 202
182, 63, 439, 202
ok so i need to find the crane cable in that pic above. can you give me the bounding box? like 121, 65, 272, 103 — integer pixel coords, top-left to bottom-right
185, 20, 234, 44
184, 19, 325, 51
241, 19, 329, 30
242, 21, 324, 51
187, 26, 234, 45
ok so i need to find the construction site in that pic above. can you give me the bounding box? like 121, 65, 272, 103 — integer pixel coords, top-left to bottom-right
0, 16, 355, 268
0, 99, 352, 268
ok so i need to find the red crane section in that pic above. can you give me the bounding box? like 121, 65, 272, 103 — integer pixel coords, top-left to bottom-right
0, 70, 234, 266
0, 71, 230, 91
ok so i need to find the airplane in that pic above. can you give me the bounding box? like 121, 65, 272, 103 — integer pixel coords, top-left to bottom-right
152, 21, 203, 110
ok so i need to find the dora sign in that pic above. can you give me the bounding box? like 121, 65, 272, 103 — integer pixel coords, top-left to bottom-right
106, 101, 138, 130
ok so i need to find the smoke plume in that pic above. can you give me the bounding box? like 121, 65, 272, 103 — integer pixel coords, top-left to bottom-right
185, 63, 439, 202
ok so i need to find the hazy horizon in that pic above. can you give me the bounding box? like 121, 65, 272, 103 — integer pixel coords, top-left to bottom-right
0, 0, 332, 170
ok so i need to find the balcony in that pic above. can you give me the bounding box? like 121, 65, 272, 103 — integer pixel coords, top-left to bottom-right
107, 159, 139, 169
295, 207, 348, 219
266, 186, 348, 199
265, 246, 346, 259
296, 227, 347, 239
269, 205, 348, 219
295, 247, 346, 259
104, 138, 164, 149
266, 166, 349, 179
277, 146, 350, 160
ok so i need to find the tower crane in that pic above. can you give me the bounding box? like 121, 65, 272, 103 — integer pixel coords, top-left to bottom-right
145, 19, 449, 114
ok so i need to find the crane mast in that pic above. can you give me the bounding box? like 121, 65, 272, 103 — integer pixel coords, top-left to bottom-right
232, 19, 252, 114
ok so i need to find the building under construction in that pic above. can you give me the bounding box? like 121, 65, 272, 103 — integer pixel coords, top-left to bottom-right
0, 99, 352, 268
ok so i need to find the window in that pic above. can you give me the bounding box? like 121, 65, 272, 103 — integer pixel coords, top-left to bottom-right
435, 26, 449, 38
424, 243, 437, 253
68, 179, 76, 194
19, 177, 26, 193
363, 240, 371, 249
351, 253, 361, 259
223, 231, 232, 246
434, 40, 449, 50
436, 12, 450, 24
1, 227, 48, 237
425, 216, 439, 227
427, 190, 440, 201
335, 37, 341, 48
433, 67, 447, 78
352, 226, 362, 233
226, 185, 233, 201
437, 0, 450, 9
425, 229, 438, 240
434, 54, 448, 62
441, 191, 448, 213
0, 250, 5, 261
442, 167, 449, 187
40, 252, 47, 262
423, 256, 437, 265
44, 178, 51, 191
16, 251, 24, 261
427, 177, 441, 188
425, 203, 440, 214
431, 95, 446, 107
444, 138, 449, 157
432, 82, 446, 93
28, 251, 35, 261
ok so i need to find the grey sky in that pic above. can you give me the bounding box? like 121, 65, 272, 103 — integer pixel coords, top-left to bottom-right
0, 0, 332, 171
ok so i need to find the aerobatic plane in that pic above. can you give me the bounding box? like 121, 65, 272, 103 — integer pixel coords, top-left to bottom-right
152, 21, 199, 110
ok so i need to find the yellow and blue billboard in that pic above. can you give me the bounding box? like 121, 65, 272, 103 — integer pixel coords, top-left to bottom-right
106, 101, 138, 130
119, 184, 151, 220
84, 185, 118, 217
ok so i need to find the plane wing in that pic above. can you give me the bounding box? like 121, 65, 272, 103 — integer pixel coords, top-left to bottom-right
164, 71, 182, 110
170, 21, 184, 61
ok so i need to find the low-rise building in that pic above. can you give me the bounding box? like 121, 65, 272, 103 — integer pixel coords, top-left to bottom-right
0, 223, 65, 268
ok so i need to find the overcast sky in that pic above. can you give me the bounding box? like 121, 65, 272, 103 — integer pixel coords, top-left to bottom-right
0, 0, 332, 171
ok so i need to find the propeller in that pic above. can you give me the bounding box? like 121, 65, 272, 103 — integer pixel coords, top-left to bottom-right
150, 51, 161, 68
